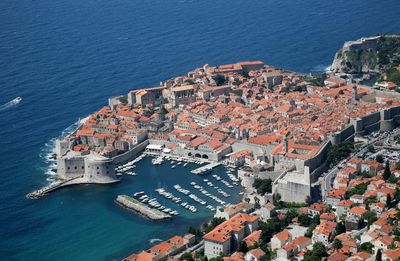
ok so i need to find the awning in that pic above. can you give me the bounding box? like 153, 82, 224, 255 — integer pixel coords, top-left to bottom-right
146, 144, 163, 150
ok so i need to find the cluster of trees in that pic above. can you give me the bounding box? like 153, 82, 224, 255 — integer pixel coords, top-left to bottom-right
259, 210, 298, 248
359, 170, 374, 178
306, 76, 326, 87
253, 178, 272, 195
344, 182, 369, 199
328, 141, 354, 162
202, 217, 226, 234
118, 96, 128, 104
297, 213, 320, 227
360, 242, 374, 253
303, 242, 328, 261
376, 154, 384, 163
367, 144, 376, 153
212, 74, 227, 86
383, 160, 393, 181
301, 214, 320, 238
387, 67, 400, 85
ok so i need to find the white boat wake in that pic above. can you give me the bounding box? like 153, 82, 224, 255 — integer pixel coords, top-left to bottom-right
0, 97, 22, 112
149, 238, 162, 244
311, 64, 331, 73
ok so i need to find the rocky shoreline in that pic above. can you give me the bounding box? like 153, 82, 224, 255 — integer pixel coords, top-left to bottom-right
331, 34, 400, 74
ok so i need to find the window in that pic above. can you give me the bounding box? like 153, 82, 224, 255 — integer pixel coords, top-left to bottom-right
97, 172, 100, 175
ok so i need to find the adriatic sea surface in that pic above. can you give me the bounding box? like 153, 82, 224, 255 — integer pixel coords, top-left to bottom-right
0, 0, 399, 260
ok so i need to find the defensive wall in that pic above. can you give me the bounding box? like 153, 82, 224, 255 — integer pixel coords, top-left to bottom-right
112, 140, 149, 165
56, 140, 148, 184
275, 105, 400, 203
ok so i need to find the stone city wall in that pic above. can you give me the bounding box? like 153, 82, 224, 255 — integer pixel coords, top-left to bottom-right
112, 140, 149, 165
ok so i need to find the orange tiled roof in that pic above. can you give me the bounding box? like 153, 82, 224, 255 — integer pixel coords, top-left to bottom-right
203, 213, 258, 243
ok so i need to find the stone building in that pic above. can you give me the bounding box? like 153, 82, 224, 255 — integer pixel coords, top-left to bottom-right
203, 213, 259, 259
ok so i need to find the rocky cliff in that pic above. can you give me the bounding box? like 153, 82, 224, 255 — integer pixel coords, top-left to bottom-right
331, 35, 400, 74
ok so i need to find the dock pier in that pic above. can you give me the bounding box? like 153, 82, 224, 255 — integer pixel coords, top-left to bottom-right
191, 162, 221, 174
115, 195, 171, 220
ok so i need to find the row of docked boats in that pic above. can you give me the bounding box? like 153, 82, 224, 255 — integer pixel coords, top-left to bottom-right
173, 184, 215, 211
115, 154, 146, 175
202, 179, 230, 197
132, 191, 179, 216
226, 168, 240, 183
190, 182, 226, 206
155, 188, 198, 213
152, 156, 164, 165
212, 174, 238, 188
191, 165, 212, 175
151, 155, 204, 168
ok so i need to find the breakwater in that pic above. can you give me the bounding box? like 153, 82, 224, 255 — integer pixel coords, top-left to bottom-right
115, 195, 171, 220
26, 177, 81, 199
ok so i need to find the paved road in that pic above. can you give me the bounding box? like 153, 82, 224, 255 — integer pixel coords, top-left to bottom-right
172, 240, 204, 259
321, 133, 390, 201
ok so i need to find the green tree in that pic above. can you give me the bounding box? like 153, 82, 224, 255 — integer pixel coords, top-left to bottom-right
273, 193, 281, 205
333, 238, 343, 250
376, 154, 384, 163
304, 225, 316, 238
345, 182, 369, 199
239, 241, 249, 253
118, 96, 128, 104
298, 214, 312, 227
181, 252, 195, 261
383, 161, 392, 181
328, 141, 354, 162
253, 178, 272, 195
360, 242, 374, 253
365, 211, 377, 226
213, 74, 226, 86
335, 221, 346, 235
303, 242, 328, 261
387, 194, 392, 207
394, 189, 400, 205
203, 217, 226, 233
306, 196, 312, 206
376, 249, 382, 261
367, 145, 375, 153
254, 197, 261, 209
387, 174, 397, 183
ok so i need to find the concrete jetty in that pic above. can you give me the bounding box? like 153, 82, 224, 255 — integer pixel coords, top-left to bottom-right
26, 177, 81, 199
191, 162, 221, 174
26, 176, 119, 199
115, 195, 171, 220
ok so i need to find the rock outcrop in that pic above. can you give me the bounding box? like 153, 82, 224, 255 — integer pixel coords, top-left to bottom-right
331, 35, 400, 74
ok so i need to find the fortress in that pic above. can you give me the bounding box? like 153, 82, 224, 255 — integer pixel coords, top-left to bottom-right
52, 61, 400, 203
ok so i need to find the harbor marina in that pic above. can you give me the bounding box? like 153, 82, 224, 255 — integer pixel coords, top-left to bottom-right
115, 155, 242, 220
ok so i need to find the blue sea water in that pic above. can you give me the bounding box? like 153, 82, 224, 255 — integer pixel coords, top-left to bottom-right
0, 0, 399, 260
